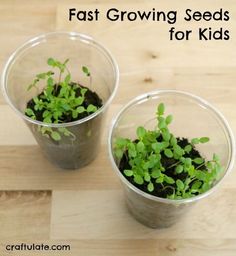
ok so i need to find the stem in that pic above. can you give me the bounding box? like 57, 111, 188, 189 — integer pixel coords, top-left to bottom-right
196, 160, 216, 170
89, 74, 92, 90
36, 86, 39, 96
124, 151, 129, 161
58, 70, 62, 85
196, 162, 206, 170
70, 132, 76, 142
161, 185, 175, 194
189, 177, 197, 184
167, 161, 180, 170
54, 70, 62, 95
65, 66, 71, 75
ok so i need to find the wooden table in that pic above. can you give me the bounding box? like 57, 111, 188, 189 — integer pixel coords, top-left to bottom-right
0, 1, 235, 255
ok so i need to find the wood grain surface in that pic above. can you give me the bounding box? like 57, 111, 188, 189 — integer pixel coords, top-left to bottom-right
0, 0, 235, 255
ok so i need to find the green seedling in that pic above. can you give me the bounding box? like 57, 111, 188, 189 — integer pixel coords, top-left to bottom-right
114, 103, 223, 199
25, 58, 99, 141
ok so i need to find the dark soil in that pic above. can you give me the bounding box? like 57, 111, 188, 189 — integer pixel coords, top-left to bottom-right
26, 83, 103, 123
119, 137, 206, 199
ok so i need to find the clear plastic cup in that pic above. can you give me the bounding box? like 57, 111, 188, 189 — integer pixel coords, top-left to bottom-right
2, 31, 119, 169
108, 90, 235, 228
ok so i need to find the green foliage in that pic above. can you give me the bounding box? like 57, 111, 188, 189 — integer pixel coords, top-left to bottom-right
25, 58, 99, 141
114, 102, 223, 200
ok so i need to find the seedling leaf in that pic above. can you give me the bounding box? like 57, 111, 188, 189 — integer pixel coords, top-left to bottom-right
166, 115, 173, 125
134, 175, 144, 185
64, 74, 71, 84
193, 157, 204, 164
164, 175, 175, 184
175, 165, 184, 174
151, 169, 161, 178
82, 66, 90, 76
184, 144, 192, 153
158, 117, 166, 129
191, 181, 202, 191
147, 182, 154, 192
162, 129, 171, 142
164, 149, 173, 158
47, 58, 56, 66
176, 179, 184, 191
144, 172, 151, 182
199, 137, 210, 143
213, 153, 220, 162
151, 142, 162, 152
115, 149, 123, 159
137, 126, 146, 139
191, 138, 199, 144
137, 141, 145, 153
77, 106, 85, 114
25, 108, 35, 117
87, 104, 97, 113
124, 169, 133, 177
115, 138, 128, 147
157, 103, 165, 116
170, 136, 177, 146
51, 131, 61, 141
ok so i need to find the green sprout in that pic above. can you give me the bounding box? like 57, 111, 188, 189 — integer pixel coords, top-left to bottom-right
25, 58, 100, 141
114, 103, 223, 199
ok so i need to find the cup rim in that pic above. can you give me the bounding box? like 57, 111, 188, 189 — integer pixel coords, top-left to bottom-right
1, 31, 119, 128
108, 89, 235, 204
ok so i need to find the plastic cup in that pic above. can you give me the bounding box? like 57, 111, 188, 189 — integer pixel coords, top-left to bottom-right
108, 90, 235, 228
2, 31, 119, 169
